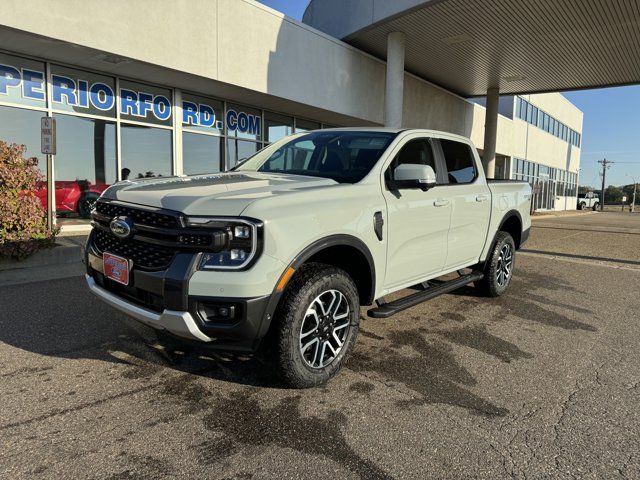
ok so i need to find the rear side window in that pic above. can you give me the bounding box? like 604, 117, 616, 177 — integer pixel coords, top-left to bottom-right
440, 139, 477, 184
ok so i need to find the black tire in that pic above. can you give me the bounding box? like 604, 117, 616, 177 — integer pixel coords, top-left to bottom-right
78, 193, 99, 218
592, 202, 600, 211
578, 202, 585, 210
475, 231, 516, 297
272, 263, 360, 388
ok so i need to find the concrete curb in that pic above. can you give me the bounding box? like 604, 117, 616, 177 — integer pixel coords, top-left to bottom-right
0, 236, 86, 286
532, 211, 597, 220
0, 237, 82, 272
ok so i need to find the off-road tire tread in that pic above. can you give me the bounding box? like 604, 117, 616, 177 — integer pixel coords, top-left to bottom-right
272, 262, 360, 388
475, 231, 515, 297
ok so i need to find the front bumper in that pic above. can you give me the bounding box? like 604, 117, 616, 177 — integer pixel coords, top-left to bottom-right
86, 274, 212, 342
85, 233, 281, 352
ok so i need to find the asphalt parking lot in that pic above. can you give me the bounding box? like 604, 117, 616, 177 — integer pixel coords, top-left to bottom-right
1, 212, 639, 479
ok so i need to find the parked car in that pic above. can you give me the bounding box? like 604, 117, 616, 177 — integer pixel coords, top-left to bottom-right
578, 192, 600, 211
36, 180, 110, 218
84, 129, 532, 387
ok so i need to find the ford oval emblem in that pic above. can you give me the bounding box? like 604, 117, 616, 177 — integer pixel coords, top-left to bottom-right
109, 216, 133, 239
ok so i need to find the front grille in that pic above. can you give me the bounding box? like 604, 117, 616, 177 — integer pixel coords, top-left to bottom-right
95, 201, 180, 229
94, 229, 175, 270
90, 200, 227, 271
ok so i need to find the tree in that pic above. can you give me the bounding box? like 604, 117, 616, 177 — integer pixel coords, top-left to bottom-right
605, 185, 623, 204
0, 141, 57, 259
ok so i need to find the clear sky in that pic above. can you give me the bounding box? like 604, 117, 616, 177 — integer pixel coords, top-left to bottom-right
564, 87, 640, 188
257, 0, 640, 188
257, 0, 308, 20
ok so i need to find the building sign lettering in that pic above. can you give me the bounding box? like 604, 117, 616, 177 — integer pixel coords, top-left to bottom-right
1, 61, 261, 135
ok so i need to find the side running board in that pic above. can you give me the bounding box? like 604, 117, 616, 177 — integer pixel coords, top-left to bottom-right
367, 272, 484, 319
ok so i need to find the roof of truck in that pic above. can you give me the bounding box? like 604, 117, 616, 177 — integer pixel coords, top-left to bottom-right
314, 127, 473, 142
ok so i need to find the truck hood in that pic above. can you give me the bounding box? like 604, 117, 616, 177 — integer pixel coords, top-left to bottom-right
101, 172, 338, 216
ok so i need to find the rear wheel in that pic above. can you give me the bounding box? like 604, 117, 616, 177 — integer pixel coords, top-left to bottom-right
272, 263, 360, 388
592, 202, 600, 211
475, 231, 515, 297
578, 202, 586, 210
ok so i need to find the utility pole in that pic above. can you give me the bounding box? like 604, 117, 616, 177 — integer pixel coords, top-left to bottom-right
598, 159, 614, 211
628, 174, 637, 213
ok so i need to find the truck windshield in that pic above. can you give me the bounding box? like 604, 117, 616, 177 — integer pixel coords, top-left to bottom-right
234, 131, 397, 183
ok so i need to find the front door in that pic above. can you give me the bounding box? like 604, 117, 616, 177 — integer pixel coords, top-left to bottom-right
382, 136, 451, 291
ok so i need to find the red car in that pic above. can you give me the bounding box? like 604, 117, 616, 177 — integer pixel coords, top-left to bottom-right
36, 180, 110, 218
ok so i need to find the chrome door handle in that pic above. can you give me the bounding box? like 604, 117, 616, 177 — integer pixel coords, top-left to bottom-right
433, 199, 450, 207
476, 194, 489, 202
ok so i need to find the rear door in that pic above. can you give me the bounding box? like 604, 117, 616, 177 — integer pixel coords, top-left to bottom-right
381, 135, 451, 290
435, 137, 491, 269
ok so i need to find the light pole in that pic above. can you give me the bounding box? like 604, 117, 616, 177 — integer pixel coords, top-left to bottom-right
627, 174, 637, 213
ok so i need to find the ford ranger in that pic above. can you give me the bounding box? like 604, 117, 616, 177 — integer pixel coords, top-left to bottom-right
85, 128, 531, 387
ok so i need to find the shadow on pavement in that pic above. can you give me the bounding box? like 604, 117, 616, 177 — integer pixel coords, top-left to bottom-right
0, 276, 278, 388
522, 248, 640, 266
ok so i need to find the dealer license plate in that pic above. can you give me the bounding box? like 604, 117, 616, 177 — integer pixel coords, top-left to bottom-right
103, 252, 131, 286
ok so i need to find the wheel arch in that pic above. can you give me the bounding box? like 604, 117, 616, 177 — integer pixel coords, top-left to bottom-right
497, 210, 523, 249
288, 234, 377, 306
255, 235, 376, 345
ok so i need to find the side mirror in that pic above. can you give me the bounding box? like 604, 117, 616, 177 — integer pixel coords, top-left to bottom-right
388, 164, 437, 191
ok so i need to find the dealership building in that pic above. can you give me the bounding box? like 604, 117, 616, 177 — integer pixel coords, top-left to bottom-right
0, 0, 636, 228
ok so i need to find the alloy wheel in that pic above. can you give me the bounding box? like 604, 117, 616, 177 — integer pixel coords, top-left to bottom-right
496, 244, 513, 287
299, 289, 350, 369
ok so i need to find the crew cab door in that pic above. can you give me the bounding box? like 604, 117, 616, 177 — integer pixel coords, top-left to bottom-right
381, 136, 451, 291
435, 137, 491, 269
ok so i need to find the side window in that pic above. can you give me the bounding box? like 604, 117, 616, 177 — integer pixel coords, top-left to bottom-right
440, 139, 477, 184
386, 138, 437, 181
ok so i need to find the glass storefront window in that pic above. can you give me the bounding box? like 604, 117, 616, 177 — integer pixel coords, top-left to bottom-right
226, 138, 261, 170
119, 80, 172, 127
226, 103, 262, 141
53, 114, 116, 217
121, 124, 172, 179
50, 64, 116, 118
265, 111, 293, 143
0, 105, 48, 213
0, 105, 46, 174
0, 53, 46, 109
183, 132, 223, 175
182, 93, 224, 136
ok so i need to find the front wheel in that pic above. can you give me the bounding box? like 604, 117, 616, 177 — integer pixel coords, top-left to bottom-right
592, 202, 600, 211
272, 263, 360, 388
78, 193, 99, 218
578, 202, 586, 210
475, 231, 516, 297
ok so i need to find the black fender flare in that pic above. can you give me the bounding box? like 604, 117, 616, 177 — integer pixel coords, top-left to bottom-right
254, 234, 377, 342
497, 209, 523, 237
477, 210, 525, 271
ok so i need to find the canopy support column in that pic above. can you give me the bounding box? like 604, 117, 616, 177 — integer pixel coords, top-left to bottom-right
483, 87, 500, 178
385, 32, 405, 128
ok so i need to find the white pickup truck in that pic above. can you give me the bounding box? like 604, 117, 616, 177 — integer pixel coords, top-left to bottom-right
85, 128, 531, 387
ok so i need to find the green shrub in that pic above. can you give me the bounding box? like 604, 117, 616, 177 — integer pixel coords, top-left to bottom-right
0, 141, 57, 260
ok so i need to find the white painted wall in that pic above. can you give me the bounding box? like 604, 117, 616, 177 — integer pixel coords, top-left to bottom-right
0, 0, 581, 182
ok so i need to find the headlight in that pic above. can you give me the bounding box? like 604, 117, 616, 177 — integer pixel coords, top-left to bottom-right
184, 217, 262, 271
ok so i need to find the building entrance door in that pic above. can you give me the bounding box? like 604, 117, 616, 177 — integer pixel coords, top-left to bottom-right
535, 170, 555, 211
